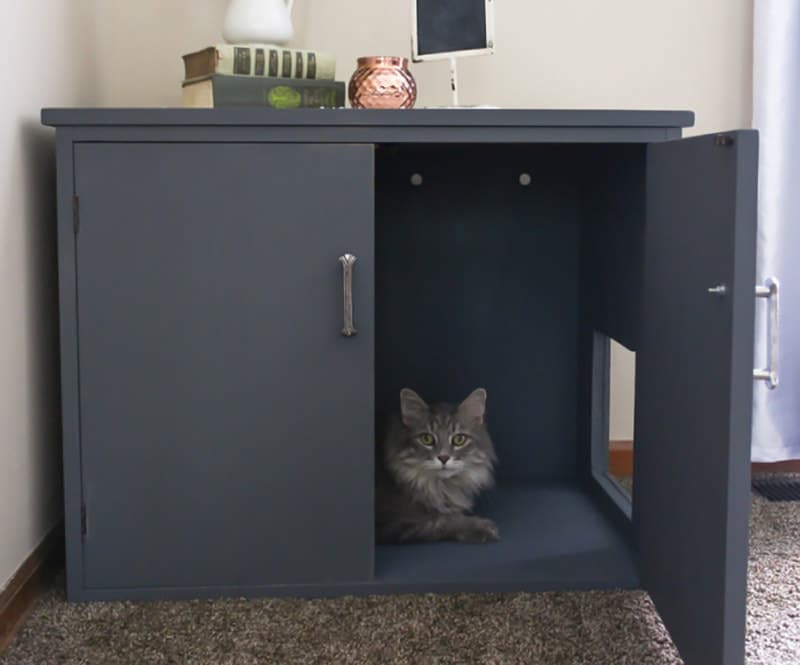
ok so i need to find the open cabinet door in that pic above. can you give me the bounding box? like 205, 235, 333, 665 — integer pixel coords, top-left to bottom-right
634, 131, 758, 665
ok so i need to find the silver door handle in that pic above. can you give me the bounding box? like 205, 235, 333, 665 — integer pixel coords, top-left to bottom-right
754, 277, 779, 389
338, 254, 357, 337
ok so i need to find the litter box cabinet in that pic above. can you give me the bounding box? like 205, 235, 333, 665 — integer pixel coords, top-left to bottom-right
43, 109, 758, 665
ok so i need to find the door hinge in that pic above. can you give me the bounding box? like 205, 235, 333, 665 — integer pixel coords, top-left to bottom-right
72, 195, 80, 234
80, 502, 87, 536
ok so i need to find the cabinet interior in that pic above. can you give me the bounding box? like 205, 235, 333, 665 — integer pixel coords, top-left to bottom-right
374, 143, 645, 590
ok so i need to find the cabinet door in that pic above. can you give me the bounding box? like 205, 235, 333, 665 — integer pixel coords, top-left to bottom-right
635, 132, 757, 665
74, 142, 374, 593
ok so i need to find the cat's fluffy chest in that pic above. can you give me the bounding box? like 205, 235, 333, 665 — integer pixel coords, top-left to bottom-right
388, 453, 492, 514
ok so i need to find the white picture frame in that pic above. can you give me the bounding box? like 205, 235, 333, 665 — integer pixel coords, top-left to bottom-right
411, 0, 495, 62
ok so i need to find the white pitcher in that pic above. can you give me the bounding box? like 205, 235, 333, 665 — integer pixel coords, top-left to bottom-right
223, 0, 294, 45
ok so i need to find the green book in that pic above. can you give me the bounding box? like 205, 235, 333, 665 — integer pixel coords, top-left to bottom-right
182, 74, 345, 109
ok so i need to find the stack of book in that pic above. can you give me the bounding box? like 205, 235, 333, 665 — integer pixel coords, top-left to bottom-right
181, 44, 345, 109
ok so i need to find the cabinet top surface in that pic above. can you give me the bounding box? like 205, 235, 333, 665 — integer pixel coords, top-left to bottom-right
41, 108, 694, 129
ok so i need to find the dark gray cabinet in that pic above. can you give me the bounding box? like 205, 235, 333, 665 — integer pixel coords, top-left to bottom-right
43, 109, 757, 665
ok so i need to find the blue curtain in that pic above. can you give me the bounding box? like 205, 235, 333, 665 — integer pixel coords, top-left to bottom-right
751, 1, 800, 461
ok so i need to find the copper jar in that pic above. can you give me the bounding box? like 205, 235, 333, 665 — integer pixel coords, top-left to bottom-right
348, 56, 417, 110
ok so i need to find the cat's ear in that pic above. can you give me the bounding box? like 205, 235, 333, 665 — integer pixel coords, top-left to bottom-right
400, 388, 429, 427
459, 388, 487, 425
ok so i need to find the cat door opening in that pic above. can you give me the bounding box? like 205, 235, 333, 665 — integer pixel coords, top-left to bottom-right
609, 340, 635, 491
591, 333, 636, 518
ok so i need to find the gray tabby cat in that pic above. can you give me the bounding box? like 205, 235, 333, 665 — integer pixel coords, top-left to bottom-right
376, 388, 499, 544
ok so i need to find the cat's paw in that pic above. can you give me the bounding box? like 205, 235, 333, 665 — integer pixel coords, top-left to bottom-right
455, 517, 500, 544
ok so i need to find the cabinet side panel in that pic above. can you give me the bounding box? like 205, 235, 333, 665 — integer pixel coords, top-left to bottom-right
54, 132, 84, 599
579, 145, 647, 351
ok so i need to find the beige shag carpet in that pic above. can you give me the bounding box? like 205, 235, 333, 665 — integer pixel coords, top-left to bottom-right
1, 481, 798, 665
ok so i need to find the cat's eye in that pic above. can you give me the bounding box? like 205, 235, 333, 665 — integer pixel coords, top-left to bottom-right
451, 434, 468, 447
417, 433, 435, 446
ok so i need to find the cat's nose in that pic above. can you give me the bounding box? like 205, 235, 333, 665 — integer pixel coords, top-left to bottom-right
438, 454, 450, 465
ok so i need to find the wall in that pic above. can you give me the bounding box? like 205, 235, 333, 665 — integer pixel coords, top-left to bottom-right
0, 0, 100, 590
610, 341, 637, 441
1, 0, 754, 588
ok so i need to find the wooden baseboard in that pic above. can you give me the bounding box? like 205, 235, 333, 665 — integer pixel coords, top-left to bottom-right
0, 522, 64, 655
752, 460, 800, 473
609, 440, 800, 478
608, 439, 634, 477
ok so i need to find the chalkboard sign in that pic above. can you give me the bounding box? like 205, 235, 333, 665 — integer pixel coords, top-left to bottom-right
412, 0, 495, 61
